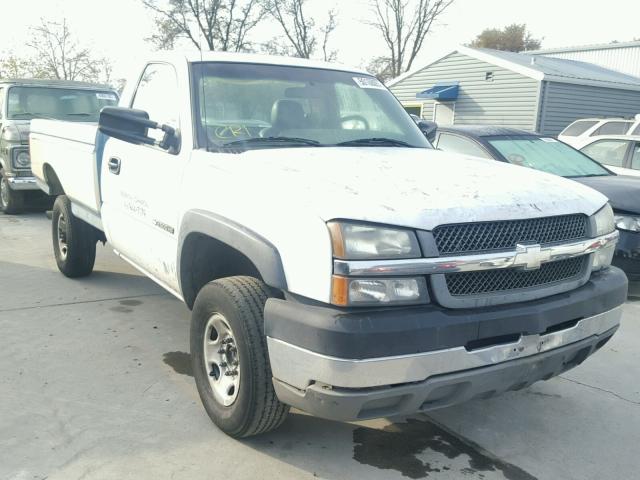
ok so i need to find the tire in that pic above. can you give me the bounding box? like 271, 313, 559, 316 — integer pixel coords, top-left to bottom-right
0, 169, 24, 214
191, 276, 289, 438
52, 195, 97, 278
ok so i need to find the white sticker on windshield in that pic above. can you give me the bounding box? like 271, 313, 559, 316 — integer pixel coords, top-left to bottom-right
352, 76, 386, 90
96, 92, 117, 101
540, 137, 558, 142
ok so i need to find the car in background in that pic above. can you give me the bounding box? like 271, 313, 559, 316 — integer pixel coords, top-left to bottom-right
558, 115, 640, 150
579, 135, 640, 177
410, 113, 437, 142
0, 79, 118, 214
433, 125, 640, 280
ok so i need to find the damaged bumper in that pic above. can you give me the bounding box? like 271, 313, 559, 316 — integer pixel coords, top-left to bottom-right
265, 267, 626, 421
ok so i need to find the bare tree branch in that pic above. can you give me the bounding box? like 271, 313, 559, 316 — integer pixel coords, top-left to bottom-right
263, 0, 337, 60
25, 19, 112, 83
368, 0, 454, 78
142, 0, 263, 51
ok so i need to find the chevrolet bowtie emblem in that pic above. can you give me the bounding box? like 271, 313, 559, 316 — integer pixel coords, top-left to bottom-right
514, 243, 551, 270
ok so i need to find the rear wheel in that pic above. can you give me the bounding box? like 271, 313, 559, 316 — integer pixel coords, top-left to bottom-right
0, 170, 24, 214
191, 276, 289, 438
52, 195, 97, 277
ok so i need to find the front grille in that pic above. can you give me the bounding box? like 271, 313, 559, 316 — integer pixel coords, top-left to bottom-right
433, 215, 588, 255
445, 256, 587, 296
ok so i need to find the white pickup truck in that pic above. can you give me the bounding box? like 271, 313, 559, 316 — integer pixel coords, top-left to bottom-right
30, 52, 627, 438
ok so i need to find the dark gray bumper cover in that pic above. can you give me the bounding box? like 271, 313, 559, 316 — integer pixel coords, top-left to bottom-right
273, 325, 618, 421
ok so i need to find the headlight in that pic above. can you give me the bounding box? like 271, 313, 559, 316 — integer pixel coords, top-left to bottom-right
592, 204, 615, 236
614, 214, 640, 232
13, 150, 30, 169
1, 125, 20, 142
327, 221, 421, 259
331, 276, 428, 306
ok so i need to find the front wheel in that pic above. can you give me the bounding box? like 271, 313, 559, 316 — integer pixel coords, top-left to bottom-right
191, 276, 289, 438
0, 170, 24, 214
52, 195, 97, 278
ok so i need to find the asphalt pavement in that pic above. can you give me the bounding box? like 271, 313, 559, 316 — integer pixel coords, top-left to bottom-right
1, 212, 638, 480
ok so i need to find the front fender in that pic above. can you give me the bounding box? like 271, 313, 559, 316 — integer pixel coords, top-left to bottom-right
177, 209, 288, 297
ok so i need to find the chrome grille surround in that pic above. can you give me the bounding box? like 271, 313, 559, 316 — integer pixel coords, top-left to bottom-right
444, 256, 588, 297
433, 214, 588, 255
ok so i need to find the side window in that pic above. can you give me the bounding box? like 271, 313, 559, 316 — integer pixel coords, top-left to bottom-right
560, 120, 598, 137
581, 140, 631, 167
631, 143, 640, 170
436, 133, 490, 159
0, 87, 4, 119
591, 121, 632, 136
632, 124, 640, 136
132, 63, 179, 131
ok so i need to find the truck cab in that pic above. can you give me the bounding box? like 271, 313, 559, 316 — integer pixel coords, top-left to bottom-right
0, 79, 118, 213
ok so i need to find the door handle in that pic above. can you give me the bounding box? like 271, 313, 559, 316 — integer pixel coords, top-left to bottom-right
108, 157, 121, 175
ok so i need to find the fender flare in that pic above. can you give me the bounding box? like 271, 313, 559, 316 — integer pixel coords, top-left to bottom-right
177, 210, 288, 298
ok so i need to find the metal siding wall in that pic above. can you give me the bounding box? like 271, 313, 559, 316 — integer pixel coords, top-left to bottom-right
542, 47, 640, 78
539, 82, 640, 135
389, 52, 539, 130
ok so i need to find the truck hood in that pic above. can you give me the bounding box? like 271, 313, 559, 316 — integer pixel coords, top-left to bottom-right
213, 147, 607, 230
572, 174, 640, 214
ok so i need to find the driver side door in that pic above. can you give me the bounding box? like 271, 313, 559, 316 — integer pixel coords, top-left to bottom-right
101, 63, 185, 292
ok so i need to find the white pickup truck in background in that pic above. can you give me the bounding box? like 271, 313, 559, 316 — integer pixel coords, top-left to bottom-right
30, 52, 627, 438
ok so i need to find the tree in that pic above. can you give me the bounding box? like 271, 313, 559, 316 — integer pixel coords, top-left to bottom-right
26, 19, 112, 83
143, 0, 263, 51
469, 24, 541, 52
366, 56, 395, 83
0, 53, 33, 79
263, 0, 337, 61
369, 0, 455, 79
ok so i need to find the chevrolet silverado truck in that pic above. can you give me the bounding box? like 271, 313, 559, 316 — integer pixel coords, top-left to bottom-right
0, 79, 118, 213
30, 52, 627, 438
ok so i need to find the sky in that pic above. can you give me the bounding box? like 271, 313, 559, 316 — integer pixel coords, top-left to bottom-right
1, 0, 639, 80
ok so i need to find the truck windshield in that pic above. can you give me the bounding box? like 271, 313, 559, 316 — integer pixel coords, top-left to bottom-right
488, 136, 611, 178
7, 86, 118, 121
191, 62, 431, 150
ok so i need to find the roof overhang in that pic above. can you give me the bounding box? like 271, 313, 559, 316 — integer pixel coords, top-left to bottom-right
388, 45, 640, 93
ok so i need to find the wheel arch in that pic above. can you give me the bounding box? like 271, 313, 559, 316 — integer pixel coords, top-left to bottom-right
42, 163, 65, 196
178, 210, 288, 309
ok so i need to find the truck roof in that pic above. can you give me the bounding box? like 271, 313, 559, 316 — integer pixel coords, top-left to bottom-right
148, 50, 370, 75
0, 78, 115, 90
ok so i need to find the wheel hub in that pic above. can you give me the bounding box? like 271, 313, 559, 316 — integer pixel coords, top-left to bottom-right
57, 213, 68, 260
203, 313, 240, 406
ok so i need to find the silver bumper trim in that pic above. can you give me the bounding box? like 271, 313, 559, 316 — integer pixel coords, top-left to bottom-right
333, 231, 619, 276
6, 176, 38, 191
267, 305, 622, 390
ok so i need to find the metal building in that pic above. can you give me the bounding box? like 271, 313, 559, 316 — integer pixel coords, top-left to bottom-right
530, 41, 640, 79
388, 46, 640, 135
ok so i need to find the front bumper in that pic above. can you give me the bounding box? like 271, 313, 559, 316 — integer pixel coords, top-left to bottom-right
266, 267, 627, 420
272, 321, 618, 421
613, 229, 640, 280
5, 175, 38, 191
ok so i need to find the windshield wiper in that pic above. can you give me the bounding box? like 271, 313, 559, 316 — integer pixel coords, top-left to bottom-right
222, 136, 321, 149
566, 173, 610, 178
66, 113, 93, 117
335, 137, 417, 148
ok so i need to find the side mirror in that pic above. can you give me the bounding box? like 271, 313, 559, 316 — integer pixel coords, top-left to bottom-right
416, 119, 438, 143
98, 106, 179, 152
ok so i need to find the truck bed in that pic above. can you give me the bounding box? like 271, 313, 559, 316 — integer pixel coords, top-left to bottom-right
30, 119, 103, 216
